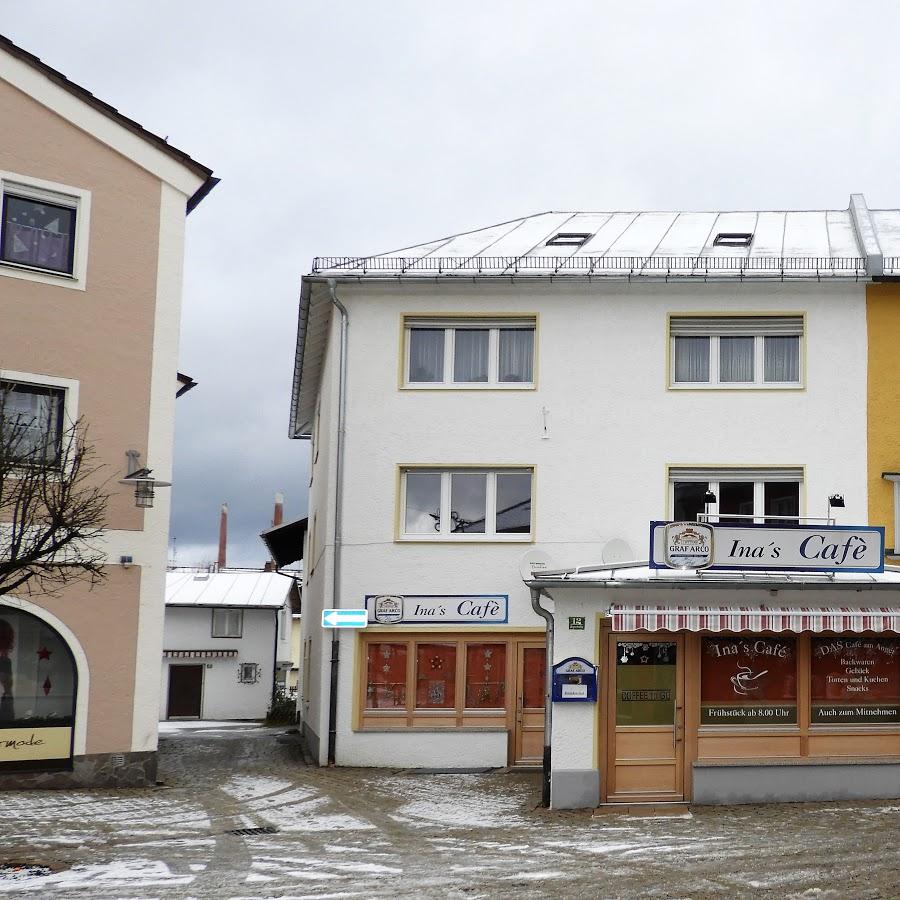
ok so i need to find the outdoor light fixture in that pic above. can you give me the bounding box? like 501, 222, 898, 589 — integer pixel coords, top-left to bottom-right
702, 490, 717, 523
828, 494, 845, 508
118, 453, 172, 509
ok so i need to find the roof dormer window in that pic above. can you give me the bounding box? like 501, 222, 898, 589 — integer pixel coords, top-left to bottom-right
713, 232, 753, 247
546, 232, 592, 247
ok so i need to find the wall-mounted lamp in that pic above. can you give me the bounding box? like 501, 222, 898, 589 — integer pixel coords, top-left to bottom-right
703, 490, 717, 521
118, 452, 172, 509
827, 494, 845, 523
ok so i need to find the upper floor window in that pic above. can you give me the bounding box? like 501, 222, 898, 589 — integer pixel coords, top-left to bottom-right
404, 317, 535, 388
670, 466, 803, 525
0, 381, 65, 464
670, 316, 803, 388
0, 173, 90, 289
1, 193, 76, 275
211, 608, 243, 638
401, 467, 533, 540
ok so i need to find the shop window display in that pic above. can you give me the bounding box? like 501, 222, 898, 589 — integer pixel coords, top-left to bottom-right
811, 637, 900, 724
701, 636, 797, 725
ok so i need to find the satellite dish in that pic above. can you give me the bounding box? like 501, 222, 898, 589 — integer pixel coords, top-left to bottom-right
602, 539, 634, 566
518, 549, 556, 581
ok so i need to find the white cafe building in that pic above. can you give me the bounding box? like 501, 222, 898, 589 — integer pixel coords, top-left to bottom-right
289, 202, 900, 808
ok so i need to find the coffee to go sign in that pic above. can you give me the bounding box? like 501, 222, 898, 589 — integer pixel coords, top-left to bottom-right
650, 521, 885, 574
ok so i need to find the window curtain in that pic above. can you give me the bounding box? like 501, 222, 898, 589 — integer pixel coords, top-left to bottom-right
764, 336, 800, 382
408, 329, 444, 382
673, 336, 710, 382
453, 330, 489, 382
498, 329, 534, 382
1, 386, 59, 460
719, 336, 754, 382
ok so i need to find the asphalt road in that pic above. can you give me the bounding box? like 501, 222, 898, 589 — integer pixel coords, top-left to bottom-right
1, 723, 899, 898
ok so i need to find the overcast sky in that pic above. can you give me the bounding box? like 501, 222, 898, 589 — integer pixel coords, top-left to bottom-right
6, 2, 900, 565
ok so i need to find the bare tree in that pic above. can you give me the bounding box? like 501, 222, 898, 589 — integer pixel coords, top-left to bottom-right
0, 394, 110, 598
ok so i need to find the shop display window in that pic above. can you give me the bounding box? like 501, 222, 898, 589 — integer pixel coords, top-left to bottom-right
811, 637, 900, 725
365, 642, 407, 709
0, 609, 75, 728
415, 643, 457, 709
362, 636, 536, 724
701, 636, 797, 725
464, 643, 506, 708
615, 641, 677, 726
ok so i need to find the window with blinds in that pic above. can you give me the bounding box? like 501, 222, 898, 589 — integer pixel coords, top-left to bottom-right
404, 316, 536, 388
669, 316, 803, 388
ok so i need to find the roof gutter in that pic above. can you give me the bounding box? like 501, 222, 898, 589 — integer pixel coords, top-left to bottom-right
186, 176, 220, 214
289, 278, 314, 438
526, 578, 900, 591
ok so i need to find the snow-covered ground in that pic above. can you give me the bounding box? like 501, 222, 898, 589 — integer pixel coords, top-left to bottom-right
2, 725, 898, 898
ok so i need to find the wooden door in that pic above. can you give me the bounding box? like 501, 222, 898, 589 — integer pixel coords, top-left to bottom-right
606, 634, 684, 802
514, 642, 545, 766
167, 664, 203, 718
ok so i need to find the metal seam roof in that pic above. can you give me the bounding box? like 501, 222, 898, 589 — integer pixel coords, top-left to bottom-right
309, 198, 900, 278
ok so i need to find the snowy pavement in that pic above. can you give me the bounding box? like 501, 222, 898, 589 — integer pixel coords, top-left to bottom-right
2, 727, 899, 898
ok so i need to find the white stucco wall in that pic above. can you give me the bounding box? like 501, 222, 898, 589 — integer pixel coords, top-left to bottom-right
303, 278, 869, 767
159, 607, 278, 720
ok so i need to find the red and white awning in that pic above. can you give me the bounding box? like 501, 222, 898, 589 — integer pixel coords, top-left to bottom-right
610, 605, 900, 634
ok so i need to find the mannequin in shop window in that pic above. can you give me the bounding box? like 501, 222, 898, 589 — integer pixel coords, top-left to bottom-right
0, 618, 13, 722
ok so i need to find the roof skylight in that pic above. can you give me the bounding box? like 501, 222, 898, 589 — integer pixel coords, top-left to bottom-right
546, 232, 592, 247
713, 232, 753, 247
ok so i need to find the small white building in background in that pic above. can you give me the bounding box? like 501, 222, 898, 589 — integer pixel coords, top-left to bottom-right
161, 569, 299, 720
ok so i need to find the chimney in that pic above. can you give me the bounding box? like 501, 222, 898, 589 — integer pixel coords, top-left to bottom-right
272, 492, 284, 528
217, 503, 228, 570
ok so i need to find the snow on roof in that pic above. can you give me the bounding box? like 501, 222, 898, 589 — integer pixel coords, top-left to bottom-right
526, 562, 900, 590
310, 197, 900, 279
165, 569, 294, 608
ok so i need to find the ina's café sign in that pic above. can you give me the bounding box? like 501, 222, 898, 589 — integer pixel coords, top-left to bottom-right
650, 521, 885, 573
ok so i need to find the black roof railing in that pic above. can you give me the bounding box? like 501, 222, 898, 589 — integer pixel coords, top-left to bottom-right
311, 255, 867, 277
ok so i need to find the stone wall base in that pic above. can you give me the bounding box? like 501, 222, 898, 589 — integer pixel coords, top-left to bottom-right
693, 760, 900, 804
0, 751, 157, 790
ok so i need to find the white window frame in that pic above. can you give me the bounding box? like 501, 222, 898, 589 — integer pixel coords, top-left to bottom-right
669, 315, 804, 389
211, 608, 243, 638
0, 368, 80, 466
884, 474, 900, 554
0, 171, 91, 290
399, 467, 534, 541
403, 317, 536, 389
668, 467, 805, 524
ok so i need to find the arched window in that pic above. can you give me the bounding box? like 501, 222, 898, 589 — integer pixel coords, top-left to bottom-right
0, 606, 77, 770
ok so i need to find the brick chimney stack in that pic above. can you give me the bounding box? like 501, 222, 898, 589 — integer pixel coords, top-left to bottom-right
217, 503, 228, 570
273, 492, 284, 528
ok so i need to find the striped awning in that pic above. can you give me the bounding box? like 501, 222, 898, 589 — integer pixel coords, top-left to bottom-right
610, 605, 900, 634
163, 649, 238, 659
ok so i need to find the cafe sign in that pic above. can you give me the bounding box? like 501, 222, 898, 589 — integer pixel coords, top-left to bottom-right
365, 594, 508, 625
650, 522, 885, 573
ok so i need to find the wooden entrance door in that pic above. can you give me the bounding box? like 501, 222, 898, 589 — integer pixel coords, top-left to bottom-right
514, 642, 545, 765
167, 664, 203, 718
606, 634, 684, 802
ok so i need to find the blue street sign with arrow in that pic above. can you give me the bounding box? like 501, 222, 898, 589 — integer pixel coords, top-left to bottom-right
321, 608, 368, 629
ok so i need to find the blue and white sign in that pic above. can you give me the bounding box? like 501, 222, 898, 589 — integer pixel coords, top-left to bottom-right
650, 521, 885, 573
364, 594, 508, 625
322, 608, 368, 629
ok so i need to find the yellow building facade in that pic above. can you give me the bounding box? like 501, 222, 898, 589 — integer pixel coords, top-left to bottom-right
867, 282, 900, 555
